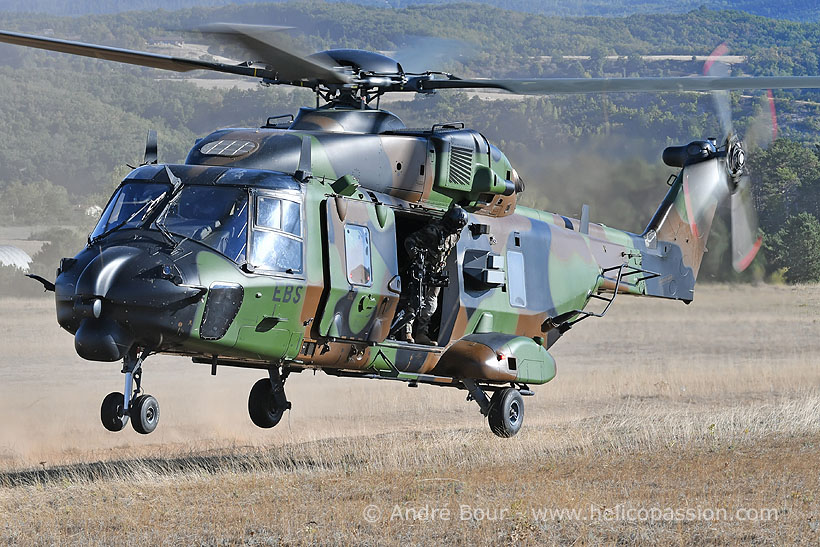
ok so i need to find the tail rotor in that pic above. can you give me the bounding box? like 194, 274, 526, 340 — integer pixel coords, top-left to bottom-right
681, 44, 765, 272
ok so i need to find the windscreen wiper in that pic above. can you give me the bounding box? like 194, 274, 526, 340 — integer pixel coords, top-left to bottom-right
144, 167, 186, 247
89, 166, 184, 246
153, 171, 190, 250
88, 191, 168, 245
153, 216, 177, 247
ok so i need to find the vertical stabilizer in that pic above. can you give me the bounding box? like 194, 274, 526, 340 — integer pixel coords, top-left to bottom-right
645, 159, 721, 282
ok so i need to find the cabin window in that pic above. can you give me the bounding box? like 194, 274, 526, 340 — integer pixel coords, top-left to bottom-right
249, 193, 303, 275
507, 251, 527, 308
344, 225, 372, 286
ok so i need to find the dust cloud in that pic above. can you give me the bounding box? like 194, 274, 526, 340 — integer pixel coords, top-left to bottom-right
3, 283, 820, 470
0, 298, 470, 468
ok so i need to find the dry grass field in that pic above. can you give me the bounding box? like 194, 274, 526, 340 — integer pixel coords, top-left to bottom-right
1, 284, 819, 544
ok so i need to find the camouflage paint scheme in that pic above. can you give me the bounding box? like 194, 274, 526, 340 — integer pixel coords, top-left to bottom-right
0, 27, 778, 435
57, 107, 715, 395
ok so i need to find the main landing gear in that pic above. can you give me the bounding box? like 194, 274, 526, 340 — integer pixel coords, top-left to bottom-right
100, 348, 160, 435
248, 366, 292, 428
463, 379, 528, 438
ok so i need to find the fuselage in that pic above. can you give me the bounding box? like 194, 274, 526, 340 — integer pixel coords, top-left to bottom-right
0, 26, 745, 436
55, 107, 695, 386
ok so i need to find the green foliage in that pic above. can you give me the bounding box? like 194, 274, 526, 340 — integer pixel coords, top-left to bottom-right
741, 139, 820, 283
27, 227, 91, 272
1, 3, 819, 204
1, 2, 820, 285
1, 1, 819, 22
766, 212, 820, 283
0, 264, 43, 298
0, 180, 74, 225
748, 139, 820, 236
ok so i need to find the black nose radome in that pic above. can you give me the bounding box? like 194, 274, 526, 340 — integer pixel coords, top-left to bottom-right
74, 318, 135, 362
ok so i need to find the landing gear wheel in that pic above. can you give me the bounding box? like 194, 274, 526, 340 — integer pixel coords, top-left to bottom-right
131, 394, 160, 435
248, 378, 286, 429
101, 392, 129, 432
488, 388, 524, 438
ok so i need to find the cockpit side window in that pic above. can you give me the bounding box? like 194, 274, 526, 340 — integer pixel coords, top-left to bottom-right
249, 192, 303, 275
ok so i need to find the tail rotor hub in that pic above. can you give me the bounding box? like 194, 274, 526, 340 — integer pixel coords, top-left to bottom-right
726, 141, 746, 182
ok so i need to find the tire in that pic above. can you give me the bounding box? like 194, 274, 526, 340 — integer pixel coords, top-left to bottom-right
248, 378, 286, 429
488, 388, 524, 438
101, 392, 129, 432
131, 394, 160, 435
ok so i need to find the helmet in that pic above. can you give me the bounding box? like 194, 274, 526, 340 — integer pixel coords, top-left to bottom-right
442, 206, 468, 232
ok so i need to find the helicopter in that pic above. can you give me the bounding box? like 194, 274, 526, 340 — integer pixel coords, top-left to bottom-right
2, 23, 820, 438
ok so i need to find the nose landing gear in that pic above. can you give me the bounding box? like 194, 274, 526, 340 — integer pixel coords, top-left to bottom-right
131, 394, 160, 434
99, 348, 160, 434
100, 391, 129, 432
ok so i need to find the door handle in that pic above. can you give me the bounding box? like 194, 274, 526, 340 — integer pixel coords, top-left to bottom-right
358, 294, 377, 312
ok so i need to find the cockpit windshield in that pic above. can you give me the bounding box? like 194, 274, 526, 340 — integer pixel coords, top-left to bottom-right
156, 185, 249, 264
90, 182, 170, 241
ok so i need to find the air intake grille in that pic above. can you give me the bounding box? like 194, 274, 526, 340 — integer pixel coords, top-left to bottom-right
449, 146, 473, 186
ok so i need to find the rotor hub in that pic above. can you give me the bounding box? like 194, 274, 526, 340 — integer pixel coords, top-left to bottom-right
727, 141, 746, 180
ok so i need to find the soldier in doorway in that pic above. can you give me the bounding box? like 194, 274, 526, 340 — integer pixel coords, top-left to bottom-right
398, 205, 468, 345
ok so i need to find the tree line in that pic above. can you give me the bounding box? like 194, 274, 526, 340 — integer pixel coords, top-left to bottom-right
2, 1, 820, 290
1, 1, 817, 22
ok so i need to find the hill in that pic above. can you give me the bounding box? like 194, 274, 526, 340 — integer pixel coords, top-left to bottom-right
0, 0, 818, 22
2, 1, 820, 281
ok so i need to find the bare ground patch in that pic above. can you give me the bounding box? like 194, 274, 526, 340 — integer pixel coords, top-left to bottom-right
1, 284, 819, 543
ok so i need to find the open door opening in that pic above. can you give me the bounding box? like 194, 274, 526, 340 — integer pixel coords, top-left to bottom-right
391, 210, 459, 346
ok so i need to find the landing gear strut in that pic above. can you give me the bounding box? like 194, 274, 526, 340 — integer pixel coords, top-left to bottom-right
248, 366, 292, 428
463, 380, 526, 438
100, 348, 160, 434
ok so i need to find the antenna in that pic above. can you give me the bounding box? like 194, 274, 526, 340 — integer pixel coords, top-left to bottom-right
580, 204, 590, 235
144, 130, 158, 165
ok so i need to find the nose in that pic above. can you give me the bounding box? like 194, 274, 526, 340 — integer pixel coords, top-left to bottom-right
57, 245, 204, 361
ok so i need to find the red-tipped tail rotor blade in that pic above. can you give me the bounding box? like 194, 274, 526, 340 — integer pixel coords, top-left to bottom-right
767, 89, 779, 141
746, 90, 779, 151
682, 159, 726, 240
705, 43, 733, 141
730, 174, 762, 272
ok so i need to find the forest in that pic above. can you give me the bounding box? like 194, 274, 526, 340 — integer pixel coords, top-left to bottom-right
1, 1, 818, 22
2, 0, 820, 294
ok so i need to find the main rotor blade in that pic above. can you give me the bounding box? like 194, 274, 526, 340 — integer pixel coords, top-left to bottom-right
197, 23, 350, 84
730, 174, 762, 272
0, 29, 275, 79
391, 37, 473, 73
422, 76, 820, 94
